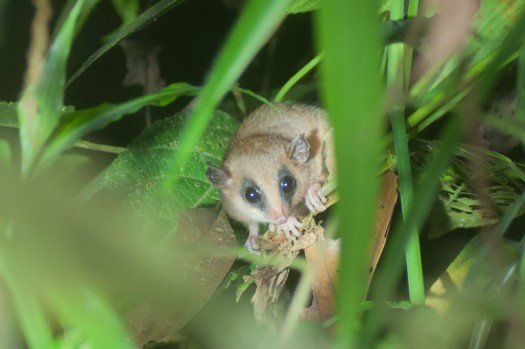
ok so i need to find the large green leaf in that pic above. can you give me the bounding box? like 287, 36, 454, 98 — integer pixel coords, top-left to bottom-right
95, 110, 238, 238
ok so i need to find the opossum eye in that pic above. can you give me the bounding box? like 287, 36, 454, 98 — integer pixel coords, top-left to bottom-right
245, 186, 261, 204
280, 175, 296, 195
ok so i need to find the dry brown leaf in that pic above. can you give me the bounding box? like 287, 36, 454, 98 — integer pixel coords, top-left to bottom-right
302, 237, 339, 322
302, 171, 398, 321
366, 171, 398, 292
249, 220, 323, 325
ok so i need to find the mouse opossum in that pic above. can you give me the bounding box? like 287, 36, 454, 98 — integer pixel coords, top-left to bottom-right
206, 103, 335, 253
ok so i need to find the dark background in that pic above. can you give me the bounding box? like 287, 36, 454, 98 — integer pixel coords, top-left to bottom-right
0, 0, 315, 146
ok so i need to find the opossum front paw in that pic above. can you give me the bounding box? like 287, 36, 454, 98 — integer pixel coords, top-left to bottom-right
244, 235, 261, 255
246, 222, 261, 255
271, 216, 303, 240
305, 182, 327, 212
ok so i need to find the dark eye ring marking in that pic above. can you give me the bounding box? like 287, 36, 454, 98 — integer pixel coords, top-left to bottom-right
245, 186, 261, 203
280, 175, 296, 194
241, 179, 266, 210
278, 166, 296, 206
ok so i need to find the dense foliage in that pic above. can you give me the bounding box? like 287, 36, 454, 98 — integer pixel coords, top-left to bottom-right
2, 0, 525, 348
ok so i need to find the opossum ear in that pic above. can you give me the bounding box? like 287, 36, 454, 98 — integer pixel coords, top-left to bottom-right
287, 134, 310, 163
206, 163, 233, 188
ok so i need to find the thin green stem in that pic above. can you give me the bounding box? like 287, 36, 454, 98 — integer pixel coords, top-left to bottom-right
274, 53, 324, 102
387, 0, 425, 305
74, 140, 125, 154
364, 116, 461, 346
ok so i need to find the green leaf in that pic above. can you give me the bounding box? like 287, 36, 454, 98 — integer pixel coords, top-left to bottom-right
408, 0, 525, 133
471, 0, 525, 63
67, 0, 186, 86
316, 0, 384, 347
96, 110, 238, 238
274, 53, 323, 102
0, 102, 18, 128
162, 0, 290, 194
17, 0, 99, 175
413, 141, 525, 238
51, 289, 136, 349
40, 83, 199, 169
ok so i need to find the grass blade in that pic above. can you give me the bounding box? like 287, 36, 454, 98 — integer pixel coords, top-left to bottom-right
67, 0, 186, 87
387, 0, 425, 305
17, 0, 99, 176
274, 53, 323, 102
162, 0, 290, 193
364, 116, 462, 345
40, 83, 199, 168
316, 0, 384, 347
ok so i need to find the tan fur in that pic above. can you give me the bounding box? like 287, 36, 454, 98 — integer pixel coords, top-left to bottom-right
218, 103, 334, 226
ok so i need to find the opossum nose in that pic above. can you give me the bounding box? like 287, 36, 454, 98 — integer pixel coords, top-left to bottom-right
276, 216, 288, 224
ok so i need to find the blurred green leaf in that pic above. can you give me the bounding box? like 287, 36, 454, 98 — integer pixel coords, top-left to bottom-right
0, 140, 11, 169
471, 0, 525, 63
0, 167, 236, 348
408, 0, 525, 132
162, 0, 290, 193
67, 0, 186, 86
51, 289, 136, 349
128, 208, 237, 346
316, 0, 384, 347
17, 0, 99, 175
41, 83, 199, 169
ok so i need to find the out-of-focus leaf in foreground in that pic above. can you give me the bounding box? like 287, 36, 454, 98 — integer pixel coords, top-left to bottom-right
0, 152, 237, 346
17, 0, 98, 175
128, 208, 236, 346
86, 109, 240, 344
